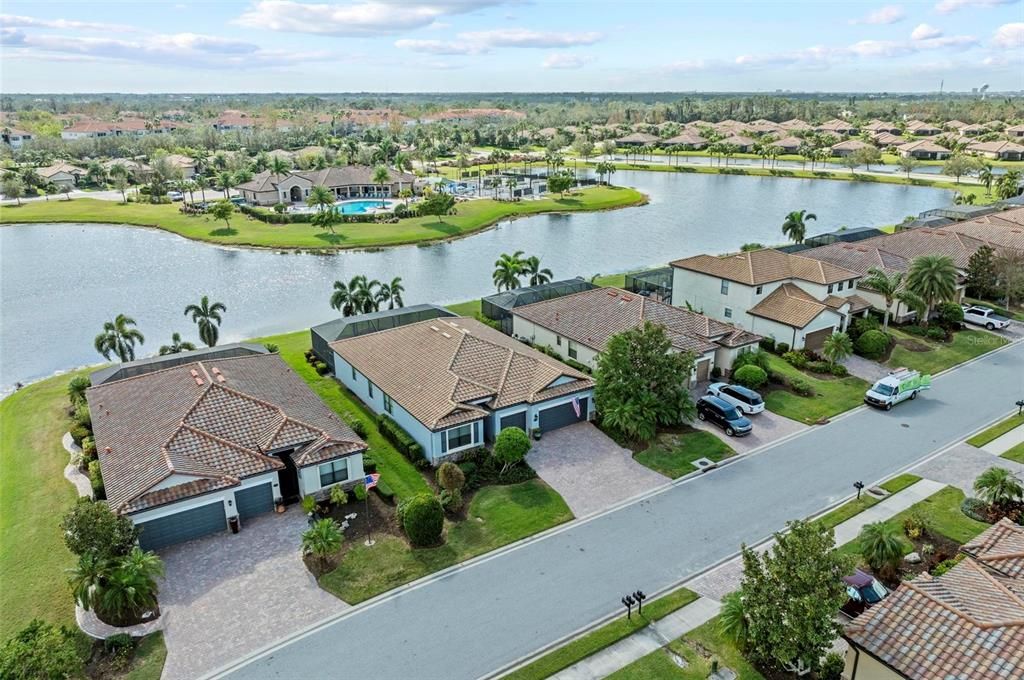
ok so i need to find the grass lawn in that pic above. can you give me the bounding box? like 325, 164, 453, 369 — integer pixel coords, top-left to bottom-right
320, 479, 572, 603
1001, 443, 1024, 463
812, 473, 922, 531
0, 369, 88, 640
967, 412, 1024, 447
504, 588, 699, 680
607, 617, 764, 680
122, 632, 168, 680
0, 186, 646, 250
763, 354, 869, 425
887, 328, 1008, 375
634, 430, 734, 479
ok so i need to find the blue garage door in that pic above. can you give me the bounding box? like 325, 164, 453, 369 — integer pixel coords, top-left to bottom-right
499, 411, 527, 433
538, 397, 588, 433
137, 501, 227, 552
235, 483, 274, 521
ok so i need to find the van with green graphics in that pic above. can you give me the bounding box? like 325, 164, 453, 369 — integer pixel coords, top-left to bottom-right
864, 368, 931, 411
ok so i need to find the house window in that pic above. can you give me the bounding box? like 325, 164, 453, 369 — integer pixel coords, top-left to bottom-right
446, 423, 474, 450
368, 381, 375, 399
755, 285, 763, 295
827, 284, 834, 294
724, 307, 733, 318
318, 458, 349, 487
351, 365, 358, 381
838, 281, 844, 292
849, 279, 856, 289
720, 280, 730, 295
556, 335, 562, 346
383, 393, 393, 414
568, 344, 578, 360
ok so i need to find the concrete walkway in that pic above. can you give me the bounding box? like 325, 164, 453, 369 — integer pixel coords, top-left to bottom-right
61, 432, 93, 499
981, 423, 1024, 455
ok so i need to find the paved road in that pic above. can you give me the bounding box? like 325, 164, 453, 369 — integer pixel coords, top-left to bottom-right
221, 341, 1024, 680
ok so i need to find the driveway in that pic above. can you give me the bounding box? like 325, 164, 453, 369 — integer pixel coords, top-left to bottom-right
159, 506, 347, 680
913, 442, 1024, 496
841, 354, 889, 383
691, 409, 808, 455
526, 422, 667, 517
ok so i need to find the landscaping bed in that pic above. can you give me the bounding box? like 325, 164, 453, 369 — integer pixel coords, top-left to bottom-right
84, 632, 167, 680
886, 327, 1007, 374
633, 427, 735, 478
762, 354, 868, 425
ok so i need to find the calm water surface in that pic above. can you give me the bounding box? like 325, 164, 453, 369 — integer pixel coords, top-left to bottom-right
0, 171, 950, 391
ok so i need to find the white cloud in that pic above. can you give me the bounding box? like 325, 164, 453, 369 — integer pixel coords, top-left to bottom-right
393, 38, 481, 54
911, 23, 942, 40
935, 0, 1018, 13
542, 52, 586, 69
0, 13, 140, 33
735, 46, 833, 67
457, 28, 603, 48
662, 59, 711, 74
992, 22, 1024, 48
727, 33, 977, 71
849, 5, 906, 25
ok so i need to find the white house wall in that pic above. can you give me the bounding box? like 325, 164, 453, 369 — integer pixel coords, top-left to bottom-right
748, 309, 842, 349
671, 268, 781, 330
127, 471, 279, 526
298, 455, 365, 498
511, 316, 601, 368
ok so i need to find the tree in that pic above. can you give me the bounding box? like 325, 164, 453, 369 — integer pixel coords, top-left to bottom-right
268, 156, 290, 181
436, 461, 465, 492
953, 191, 976, 205
781, 209, 816, 244
216, 170, 235, 198
739, 520, 852, 674
978, 163, 995, 195
896, 155, 918, 178
301, 518, 344, 572
857, 521, 904, 583
350, 275, 380, 313
306, 184, 335, 212
523, 255, 553, 286
1, 175, 25, 205
159, 332, 196, 355
311, 208, 341, 235
375, 276, 405, 310
60, 498, 139, 559
492, 426, 531, 474
112, 174, 130, 203
208, 199, 235, 229
595, 322, 696, 443
94, 314, 145, 362
852, 146, 881, 171
58, 183, 73, 201
492, 251, 525, 292
965, 245, 999, 300
418, 191, 455, 223
400, 493, 444, 547
195, 174, 210, 203
993, 248, 1024, 308
330, 278, 357, 317
821, 332, 853, 367
861, 267, 923, 331
974, 466, 1024, 511
906, 255, 958, 322
996, 170, 1021, 200
547, 171, 575, 196
942, 154, 979, 184
0, 620, 88, 680
594, 160, 616, 185
95, 548, 164, 627
184, 295, 227, 347
718, 590, 748, 648
67, 375, 91, 407
372, 165, 391, 207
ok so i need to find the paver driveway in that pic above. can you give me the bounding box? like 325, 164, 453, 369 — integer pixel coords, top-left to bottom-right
158, 506, 347, 680
913, 442, 1024, 495
691, 409, 808, 455
526, 422, 667, 517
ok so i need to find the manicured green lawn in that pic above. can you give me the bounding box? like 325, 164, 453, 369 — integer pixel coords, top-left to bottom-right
252, 330, 430, 501
812, 473, 921, 531
320, 479, 572, 603
763, 355, 869, 425
634, 430, 734, 479
0, 186, 646, 250
887, 329, 1008, 375
123, 632, 168, 680
0, 369, 88, 640
504, 588, 700, 680
967, 412, 1024, 447
445, 299, 482, 317
1001, 443, 1024, 463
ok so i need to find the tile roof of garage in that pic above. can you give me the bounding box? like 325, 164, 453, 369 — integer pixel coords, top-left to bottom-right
748, 283, 833, 328
671, 248, 859, 286
88, 353, 365, 514
330, 317, 593, 431
512, 287, 759, 356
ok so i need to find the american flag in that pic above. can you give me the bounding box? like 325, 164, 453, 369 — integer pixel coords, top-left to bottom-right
571, 396, 581, 418
364, 473, 380, 490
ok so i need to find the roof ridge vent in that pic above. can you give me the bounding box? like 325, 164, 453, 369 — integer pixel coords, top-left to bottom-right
429, 325, 440, 331
441, 332, 451, 338
190, 369, 199, 377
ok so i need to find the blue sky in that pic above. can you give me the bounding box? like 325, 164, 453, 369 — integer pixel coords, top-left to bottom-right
1, 0, 1022, 93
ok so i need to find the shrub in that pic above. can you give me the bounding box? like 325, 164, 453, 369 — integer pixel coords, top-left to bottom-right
272, 202, 286, 214
353, 483, 367, 501
775, 342, 790, 354
263, 342, 279, 353
830, 363, 849, 377
901, 324, 928, 337
399, 493, 444, 547
819, 652, 845, 680
902, 512, 928, 539
377, 415, 424, 462
301, 495, 317, 515
932, 553, 965, 576
104, 633, 135, 670
733, 365, 767, 389
960, 497, 989, 523
758, 337, 776, 353
0, 620, 89, 680
314, 361, 329, 375
849, 316, 879, 341
81, 437, 97, 462
855, 330, 889, 359
782, 351, 807, 369
88, 460, 104, 497
361, 455, 377, 473
935, 301, 964, 329
69, 423, 91, 446
348, 419, 367, 438
710, 366, 722, 379
436, 461, 466, 492
732, 349, 770, 372
439, 488, 463, 513
805, 360, 830, 374
493, 426, 531, 474
789, 377, 814, 397
73, 404, 92, 428
329, 484, 348, 506
926, 327, 947, 341
373, 478, 395, 503
60, 497, 138, 558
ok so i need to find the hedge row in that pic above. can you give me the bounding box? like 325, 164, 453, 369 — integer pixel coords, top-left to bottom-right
239, 204, 396, 224
376, 414, 424, 462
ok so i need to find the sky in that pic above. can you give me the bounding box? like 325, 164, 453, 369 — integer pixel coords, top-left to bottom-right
1, 0, 1022, 93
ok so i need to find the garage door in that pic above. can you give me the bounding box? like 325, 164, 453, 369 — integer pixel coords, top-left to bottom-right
695, 359, 711, 383
136, 501, 226, 552
235, 483, 274, 521
804, 327, 835, 351
538, 397, 588, 433
499, 411, 527, 433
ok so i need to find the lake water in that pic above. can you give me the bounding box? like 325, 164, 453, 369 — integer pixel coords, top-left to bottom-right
0, 170, 950, 392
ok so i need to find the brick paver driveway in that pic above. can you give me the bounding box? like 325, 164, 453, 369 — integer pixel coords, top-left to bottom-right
527, 422, 667, 518
913, 442, 1024, 495
158, 506, 347, 680
691, 409, 808, 455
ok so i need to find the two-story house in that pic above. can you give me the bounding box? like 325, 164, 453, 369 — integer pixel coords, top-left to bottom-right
670, 249, 870, 350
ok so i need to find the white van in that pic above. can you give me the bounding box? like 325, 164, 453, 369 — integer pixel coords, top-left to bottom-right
864, 368, 931, 410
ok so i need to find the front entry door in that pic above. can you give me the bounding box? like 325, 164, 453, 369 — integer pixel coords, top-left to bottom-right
278, 452, 300, 503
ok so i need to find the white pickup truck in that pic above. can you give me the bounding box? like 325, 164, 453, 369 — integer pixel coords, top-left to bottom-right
864, 368, 931, 410
961, 305, 1011, 330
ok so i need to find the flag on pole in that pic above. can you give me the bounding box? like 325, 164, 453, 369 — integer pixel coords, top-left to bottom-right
364, 473, 380, 490
571, 396, 581, 418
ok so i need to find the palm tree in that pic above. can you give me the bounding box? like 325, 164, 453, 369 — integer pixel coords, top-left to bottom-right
905, 255, 958, 322
216, 170, 234, 198
68, 552, 108, 613
522, 255, 553, 286
184, 296, 227, 347
857, 522, 904, 582
302, 518, 343, 573
330, 278, 357, 317
493, 251, 525, 292
98, 548, 163, 627
718, 590, 748, 647
861, 268, 924, 331
350, 275, 380, 313
781, 209, 816, 244
821, 332, 853, 367
195, 175, 210, 203
996, 170, 1021, 200
374, 277, 405, 310
68, 375, 91, 406
595, 161, 616, 186
312, 209, 341, 235
159, 332, 196, 355
306, 184, 335, 212
268, 156, 291, 182
94, 314, 145, 362
978, 163, 995, 195
372, 165, 391, 207
974, 466, 1024, 511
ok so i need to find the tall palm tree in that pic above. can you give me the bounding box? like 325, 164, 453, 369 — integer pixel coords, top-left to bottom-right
330, 278, 356, 317
216, 170, 234, 198
195, 175, 210, 203
268, 156, 291, 181
372, 165, 391, 207
374, 276, 405, 310
974, 466, 1024, 511
184, 296, 227, 347
781, 209, 816, 244
493, 251, 525, 292
94, 314, 145, 362
522, 255, 553, 286
861, 268, 924, 331
905, 255, 958, 322
159, 332, 197, 355
306, 184, 335, 212
857, 522, 904, 582
350, 275, 380, 313
978, 163, 995, 195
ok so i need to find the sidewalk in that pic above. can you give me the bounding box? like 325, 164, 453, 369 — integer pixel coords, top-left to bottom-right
981, 424, 1024, 456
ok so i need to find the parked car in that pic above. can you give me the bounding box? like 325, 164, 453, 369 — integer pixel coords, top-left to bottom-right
706, 382, 765, 415
167, 190, 184, 202
961, 304, 1011, 330
841, 569, 890, 618
696, 395, 752, 437
864, 368, 931, 411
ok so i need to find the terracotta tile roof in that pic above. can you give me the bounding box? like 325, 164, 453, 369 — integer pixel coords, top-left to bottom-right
721, 134, 756, 147
662, 131, 707, 146
863, 120, 901, 133
947, 210, 1024, 251
330, 317, 593, 431
852, 227, 991, 269
748, 283, 835, 328
237, 165, 415, 193
898, 139, 950, 154
831, 139, 872, 152
905, 120, 941, 133
671, 248, 859, 286
615, 132, 660, 144
779, 118, 811, 130
817, 118, 857, 132
872, 132, 905, 146
88, 353, 365, 514
963, 518, 1024, 579
770, 136, 803, 150
513, 287, 758, 356
799, 241, 910, 277
969, 140, 1024, 154
37, 162, 84, 178
824, 293, 872, 313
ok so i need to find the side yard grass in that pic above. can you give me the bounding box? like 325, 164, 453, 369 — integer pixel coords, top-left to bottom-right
503, 587, 700, 680
634, 429, 734, 479
887, 328, 1008, 375
812, 473, 922, 531
1002, 443, 1024, 463
763, 354, 868, 425
967, 412, 1024, 447
122, 632, 168, 680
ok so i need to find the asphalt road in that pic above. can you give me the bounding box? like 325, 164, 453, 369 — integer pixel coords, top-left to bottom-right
220, 340, 1024, 680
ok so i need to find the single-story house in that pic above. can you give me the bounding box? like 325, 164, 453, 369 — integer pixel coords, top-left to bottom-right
37, 162, 85, 188
943, 119, 969, 132
102, 159, 152, 180
897, 139, 950, 160
661, 131, 707, 149
862, 120, 901, 135
816, 119, 858, 136
330, 317, 595, 463
1, 126, 33, 149
237, 165, 416, 206
163, 154, 197, 179
904, 120, 941, 136
213, 110, 256, 131
769, 136, 803, 153
720, 135, 756, 152
87, 345, 366, 551
779, 118, 812, 132
871, 132, 905, 149
968, 140, 1024, 161
511, 287, 760, 384
482, 278, 598, 335
957, 123, 988, 136
843, 519, 1024, 680
831, 139, 872, 157
615, 132, 660, 146
1006, 124, 1024, 138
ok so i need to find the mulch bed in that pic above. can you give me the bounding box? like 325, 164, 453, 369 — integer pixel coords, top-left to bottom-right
303, 493, 404, 576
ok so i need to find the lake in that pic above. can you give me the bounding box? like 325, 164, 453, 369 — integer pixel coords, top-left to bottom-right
0, 170, 950, 392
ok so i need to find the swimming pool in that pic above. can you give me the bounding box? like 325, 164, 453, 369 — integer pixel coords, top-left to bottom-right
337, 199, 393, 214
